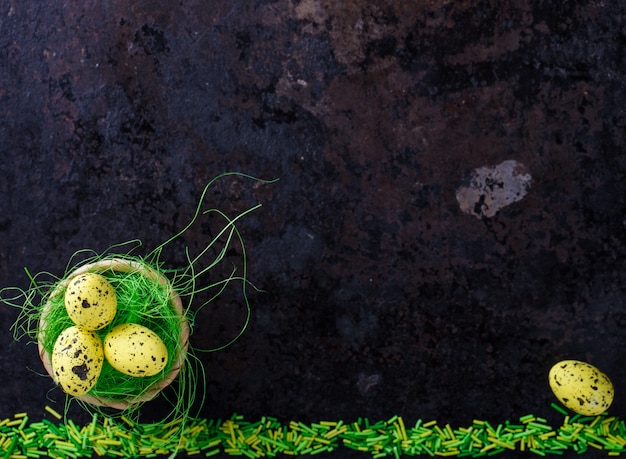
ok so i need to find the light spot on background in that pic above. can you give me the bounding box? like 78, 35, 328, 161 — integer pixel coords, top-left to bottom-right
456, 160, 532, 218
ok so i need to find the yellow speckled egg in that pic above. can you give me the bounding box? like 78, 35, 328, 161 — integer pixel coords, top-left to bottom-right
104, 323, 168, 377
51, 326, 104, 396
64, 273, 117, 330
549, 360, 614, 416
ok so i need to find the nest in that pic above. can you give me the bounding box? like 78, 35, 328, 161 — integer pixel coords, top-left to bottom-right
38, 258, 190, 410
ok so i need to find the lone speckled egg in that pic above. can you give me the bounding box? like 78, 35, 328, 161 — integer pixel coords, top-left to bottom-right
549, 360, 614, 416
51, 326, 104, 396
64, 273, 117, 330
104, 323, 168, 377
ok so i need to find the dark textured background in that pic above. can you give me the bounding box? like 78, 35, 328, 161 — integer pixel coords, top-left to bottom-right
1, 1, 626, 457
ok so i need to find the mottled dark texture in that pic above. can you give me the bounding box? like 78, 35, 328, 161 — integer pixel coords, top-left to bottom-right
1, 1, 626, 457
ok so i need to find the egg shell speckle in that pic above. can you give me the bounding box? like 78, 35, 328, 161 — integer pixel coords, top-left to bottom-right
104, 323, 168, 377
51, 326, 104, 396
549, 360, 614, 416
64, 273, 117, 330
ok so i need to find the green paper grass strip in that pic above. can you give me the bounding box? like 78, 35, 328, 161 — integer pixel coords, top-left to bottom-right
0, 406, 626, 458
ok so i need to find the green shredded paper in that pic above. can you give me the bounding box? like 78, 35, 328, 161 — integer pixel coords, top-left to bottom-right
2, 406, 626, 458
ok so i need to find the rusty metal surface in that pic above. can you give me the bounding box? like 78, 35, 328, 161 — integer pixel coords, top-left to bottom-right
1, 2, 626, 455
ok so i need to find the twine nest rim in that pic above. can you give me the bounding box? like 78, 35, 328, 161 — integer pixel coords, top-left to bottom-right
38, 258, 190, 410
